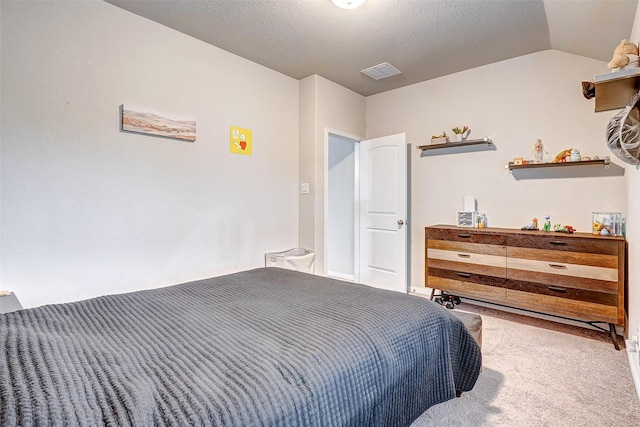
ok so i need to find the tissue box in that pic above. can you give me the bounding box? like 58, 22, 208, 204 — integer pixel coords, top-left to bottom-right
592, 212, 622, 236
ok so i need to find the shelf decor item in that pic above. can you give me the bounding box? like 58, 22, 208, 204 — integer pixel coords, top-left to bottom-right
592, 212, 623, 236
452, 125, 468, 142
606, 91, 640, 166
430, 131, 448, 145
532, 138, 547, 163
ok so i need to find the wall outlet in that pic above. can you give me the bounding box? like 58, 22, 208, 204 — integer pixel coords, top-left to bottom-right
300, 183, 310, 195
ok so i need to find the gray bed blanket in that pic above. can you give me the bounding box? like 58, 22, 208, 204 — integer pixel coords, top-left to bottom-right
0, 267, 481, 426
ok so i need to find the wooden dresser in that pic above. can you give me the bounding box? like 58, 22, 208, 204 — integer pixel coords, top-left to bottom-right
425, 225, 627, 348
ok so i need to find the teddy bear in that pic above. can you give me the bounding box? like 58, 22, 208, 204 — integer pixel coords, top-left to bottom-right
553, 148, 572, 163
607, 39, 640, 71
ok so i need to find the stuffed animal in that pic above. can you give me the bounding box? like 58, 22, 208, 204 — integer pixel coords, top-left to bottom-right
607, 39, 640, 71
553, 149, 572, 163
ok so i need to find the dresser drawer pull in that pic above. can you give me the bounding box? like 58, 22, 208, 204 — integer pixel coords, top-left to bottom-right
457, 272, 471, 278
547, 286, 567, 293
548, 264, 567, 269
457, 253, 471, 258
457, 233, 471, 238
549, 241, 567, 245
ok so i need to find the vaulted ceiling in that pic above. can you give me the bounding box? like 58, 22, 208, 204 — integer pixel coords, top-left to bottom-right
106, 0, 638, 96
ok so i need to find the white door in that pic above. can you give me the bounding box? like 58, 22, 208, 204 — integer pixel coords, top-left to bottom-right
358, 133, 407, 293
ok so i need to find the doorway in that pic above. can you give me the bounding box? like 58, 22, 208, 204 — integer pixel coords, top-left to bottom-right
327, 132, 358, 281
326, 131, 409, 293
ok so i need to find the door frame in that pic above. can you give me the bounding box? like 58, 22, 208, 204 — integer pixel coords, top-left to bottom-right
324, 128, 363, 282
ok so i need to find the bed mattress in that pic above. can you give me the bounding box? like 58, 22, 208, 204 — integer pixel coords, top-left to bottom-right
0, 267, 481, 426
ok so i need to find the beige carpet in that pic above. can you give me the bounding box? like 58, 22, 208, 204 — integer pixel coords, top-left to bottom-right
412, 303, 640, 426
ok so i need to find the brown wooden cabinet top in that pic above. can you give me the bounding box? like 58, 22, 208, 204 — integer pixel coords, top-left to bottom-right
426, 224, 625, 242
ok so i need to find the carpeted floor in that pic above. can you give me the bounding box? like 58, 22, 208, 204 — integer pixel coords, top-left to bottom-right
412, 303, 640, 426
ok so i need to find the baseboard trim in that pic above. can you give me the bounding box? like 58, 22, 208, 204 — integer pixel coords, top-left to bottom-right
627, 340, 640, 402
327, 271, 355, 281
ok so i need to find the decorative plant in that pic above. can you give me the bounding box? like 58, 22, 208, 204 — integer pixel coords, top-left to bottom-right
452, 125, 468, 135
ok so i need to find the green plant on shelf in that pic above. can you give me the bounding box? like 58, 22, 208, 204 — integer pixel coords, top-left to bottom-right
452, 125, 468, 135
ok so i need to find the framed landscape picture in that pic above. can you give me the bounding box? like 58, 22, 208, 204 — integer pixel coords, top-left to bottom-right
120, 105, 196, 142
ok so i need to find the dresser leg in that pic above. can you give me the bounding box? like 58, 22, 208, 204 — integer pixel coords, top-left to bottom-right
609, 323, 620, 350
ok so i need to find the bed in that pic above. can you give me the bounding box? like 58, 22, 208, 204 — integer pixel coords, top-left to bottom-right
0, 267, 481, 426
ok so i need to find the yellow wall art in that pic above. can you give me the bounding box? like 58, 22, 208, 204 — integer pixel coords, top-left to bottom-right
230, 126, 252, 155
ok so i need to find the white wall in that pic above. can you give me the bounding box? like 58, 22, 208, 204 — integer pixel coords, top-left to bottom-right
1, 1, 299, 308
626, 8, 640, 339
298, 75, 365, 275
366, 50, 626, 291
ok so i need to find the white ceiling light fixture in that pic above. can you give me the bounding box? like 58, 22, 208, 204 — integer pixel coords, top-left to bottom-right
331, 0, 366, 10
361, 62, 401, 80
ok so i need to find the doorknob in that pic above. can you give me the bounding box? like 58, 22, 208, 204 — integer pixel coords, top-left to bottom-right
397, 220, 404, 226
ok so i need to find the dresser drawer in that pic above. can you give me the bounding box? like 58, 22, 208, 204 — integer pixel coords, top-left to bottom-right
506, 267, 618, 294
427, 244, 507, 278
507, 234, 619, 256
506, 289, 618, 324
507, 246, 618, 269
429, 275, 507, 304
427, 228, 507, 245
507, 256, 618, 282
507, 280, 618, 306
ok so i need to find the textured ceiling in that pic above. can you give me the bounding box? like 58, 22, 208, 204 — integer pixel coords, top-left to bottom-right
105, 0, 638, 96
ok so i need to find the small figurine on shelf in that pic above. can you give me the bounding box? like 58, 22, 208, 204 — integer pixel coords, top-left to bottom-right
521, 217, 539, 230
570, 148, 581, 162
543, 214, 551, 232
532, 138, 548, 164
553, 224, 575, 233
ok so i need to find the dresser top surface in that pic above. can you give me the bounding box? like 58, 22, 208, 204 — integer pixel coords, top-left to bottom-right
426, 224, 625, 242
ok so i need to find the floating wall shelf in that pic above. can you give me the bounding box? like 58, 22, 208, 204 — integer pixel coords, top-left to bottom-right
507, 157, 610, 170
593, 69, 640, 112
418, 137, 493, 151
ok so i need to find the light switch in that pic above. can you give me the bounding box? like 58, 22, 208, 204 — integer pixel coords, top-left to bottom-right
300, 183, 310, 194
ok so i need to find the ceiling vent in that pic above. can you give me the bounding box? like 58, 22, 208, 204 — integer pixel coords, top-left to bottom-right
361, 62, 401, 80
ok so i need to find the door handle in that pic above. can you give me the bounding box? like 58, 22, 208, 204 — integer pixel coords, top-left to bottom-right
397, 220, 404, 226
